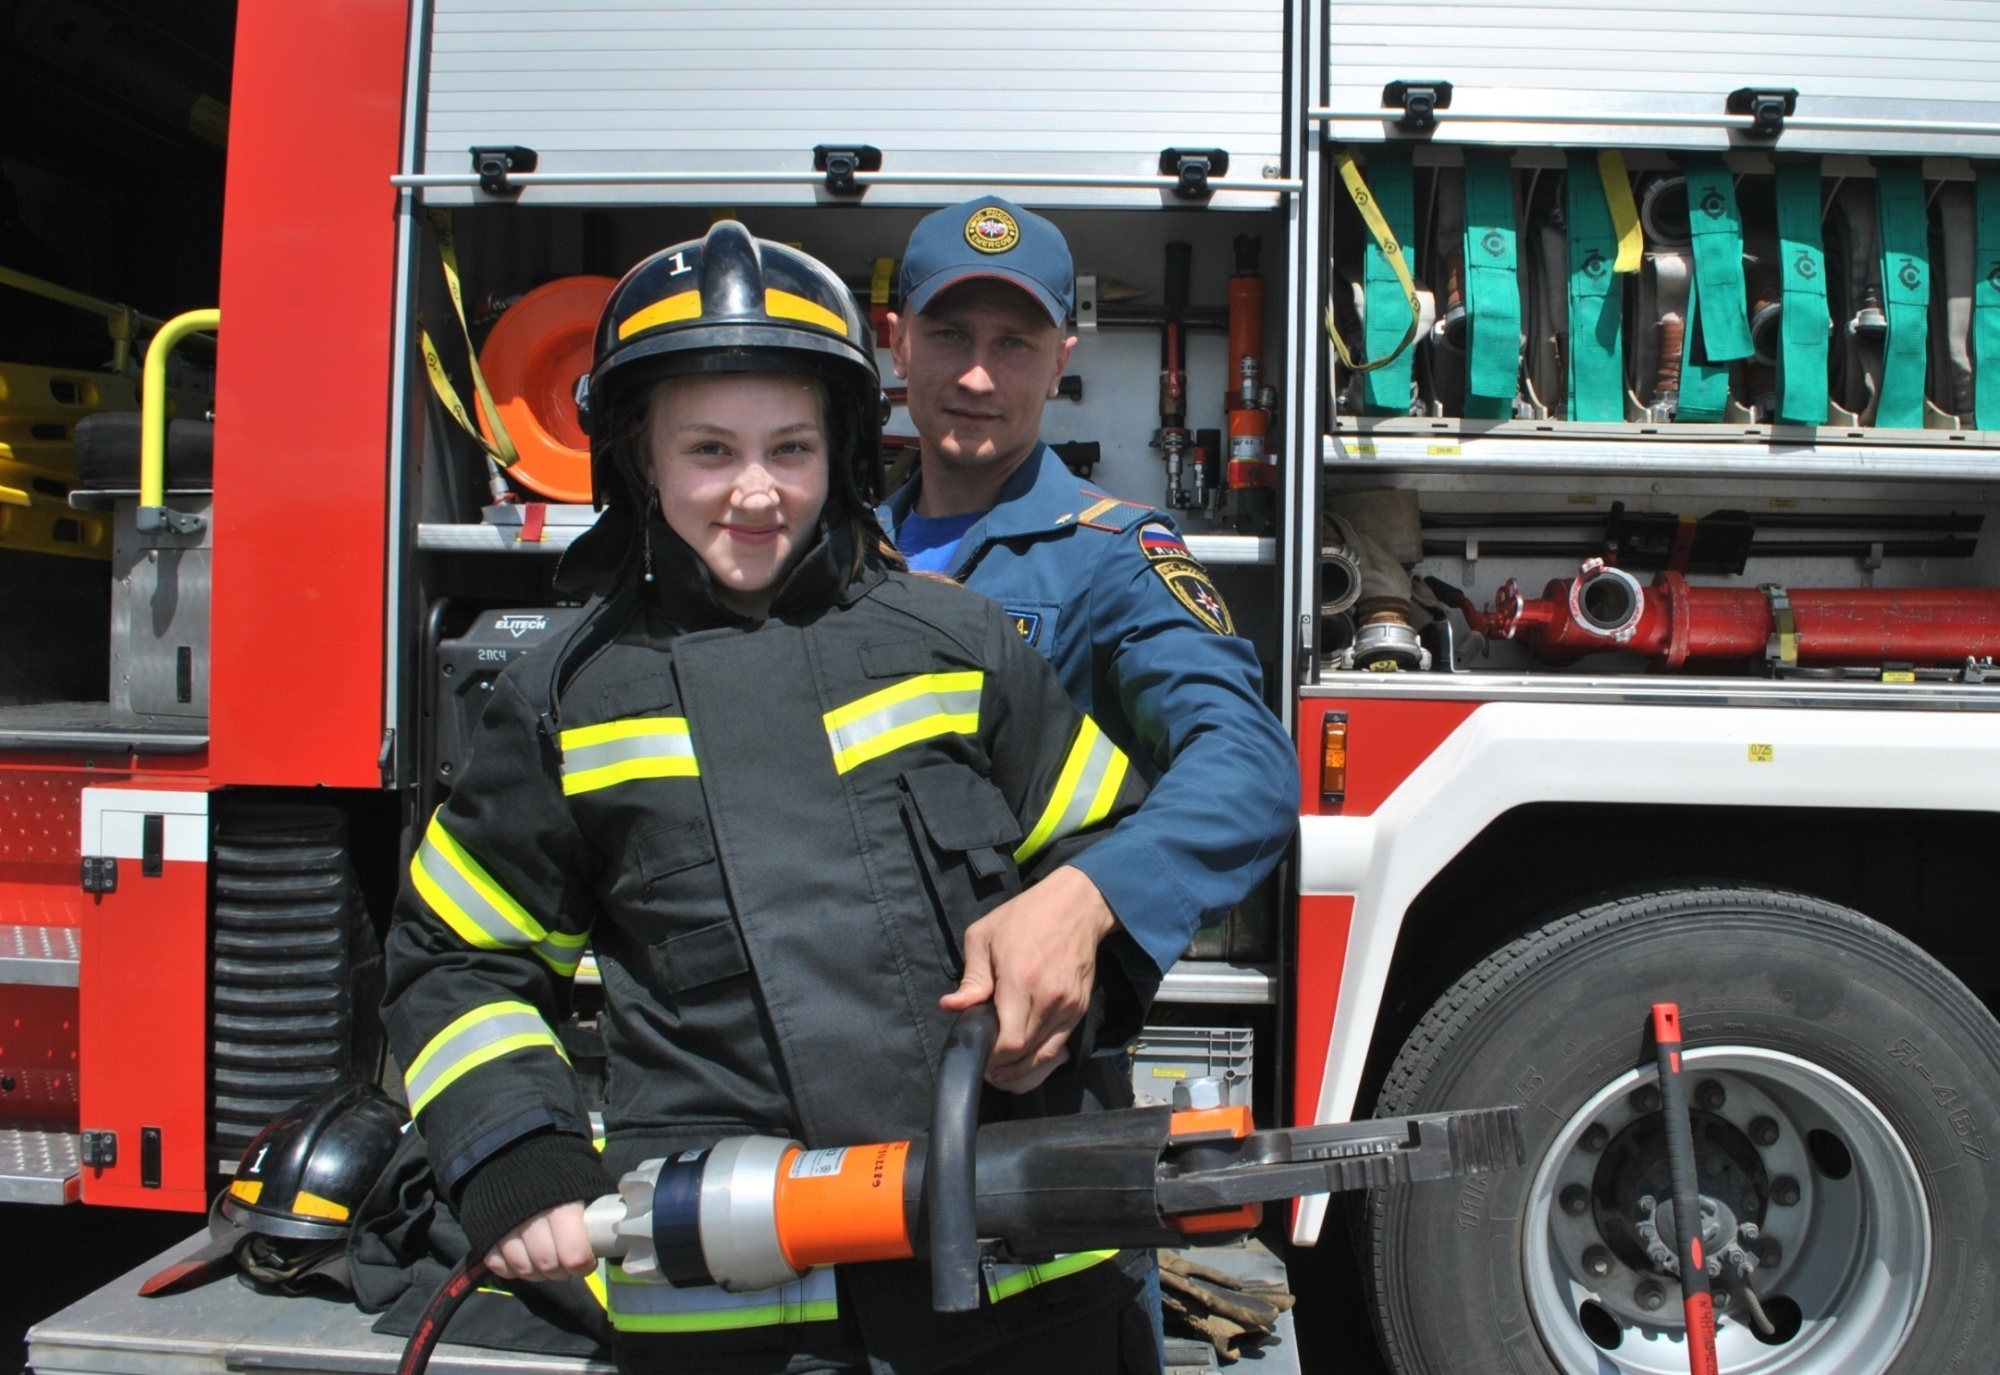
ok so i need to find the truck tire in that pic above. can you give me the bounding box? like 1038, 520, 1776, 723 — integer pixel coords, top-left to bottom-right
1365, 885, 2000, 1375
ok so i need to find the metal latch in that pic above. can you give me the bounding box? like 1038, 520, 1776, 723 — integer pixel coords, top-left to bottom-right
1728, 88, 1798, 139
812, 145, 881, 197
81, 855, 117, 894
1160, 148, 1229, 200
1382, 80, 1453, 133
81, 1130, 117, 1167
470, 145, 538, 196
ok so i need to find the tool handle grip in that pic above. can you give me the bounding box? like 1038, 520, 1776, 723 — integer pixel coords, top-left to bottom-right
1652, 1003, 1719, 1375
928, 1003, 999, 1312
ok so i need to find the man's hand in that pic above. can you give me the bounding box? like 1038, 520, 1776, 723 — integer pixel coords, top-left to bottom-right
939, 865, 1119, 1093
484, 1201, 595, 1282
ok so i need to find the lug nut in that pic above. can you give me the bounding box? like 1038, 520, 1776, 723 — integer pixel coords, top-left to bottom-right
1636, 1281, 1666, 1311
1750, 1116, 1780, 1146
1583, 1246, 1613, 1278
1581, 1123, 1610, 1152
1772, 1176, 1801, 1207
1562, 1185, 1591, 1217
1738, 1221, 1760, 1242
1631, 1085, 1661, 1114
1694, 1080, 1726, 1111
1760, 1242, 1782, 1268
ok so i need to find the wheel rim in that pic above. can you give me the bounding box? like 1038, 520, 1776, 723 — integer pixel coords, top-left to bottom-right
1522, 1046, 1929, 1375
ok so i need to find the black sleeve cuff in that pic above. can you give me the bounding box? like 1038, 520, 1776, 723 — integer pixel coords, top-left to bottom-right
453, 1130, 615, 1261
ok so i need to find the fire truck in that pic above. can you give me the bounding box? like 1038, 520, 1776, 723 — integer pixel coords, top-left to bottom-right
11, 1, 2000, 1372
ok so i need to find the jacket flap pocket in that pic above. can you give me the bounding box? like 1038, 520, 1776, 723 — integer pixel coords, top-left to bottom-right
653, 920, 749, 992
593, 678, 679, 722
902, 763, 1023, 853
635, 817, 715, 882
859, 639, 933, 679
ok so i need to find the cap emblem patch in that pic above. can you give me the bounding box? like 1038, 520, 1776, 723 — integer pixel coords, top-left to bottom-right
965, 207, 1020, 255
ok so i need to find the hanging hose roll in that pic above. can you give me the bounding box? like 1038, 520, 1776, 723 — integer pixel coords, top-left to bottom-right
1975, 173, 2000, 430
1565, 155, 1625, 421
1774, 161, 1831, 425
1681, 158, 1755, 363
1874, 163, 1931, 427
1329, 151, 1421, 375
1360, 151, 1418, 414
1462, 152, 1521, 419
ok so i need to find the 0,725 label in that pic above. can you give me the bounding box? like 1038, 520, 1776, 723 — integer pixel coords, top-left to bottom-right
789, 1147, 849, 1179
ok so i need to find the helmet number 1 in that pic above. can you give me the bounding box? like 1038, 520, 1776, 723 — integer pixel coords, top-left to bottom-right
667, 251, 690, 275
249, 1146, 268, 1174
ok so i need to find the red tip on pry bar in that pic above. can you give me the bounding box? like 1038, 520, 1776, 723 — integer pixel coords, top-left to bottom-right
1651, 1001, 1719, 1375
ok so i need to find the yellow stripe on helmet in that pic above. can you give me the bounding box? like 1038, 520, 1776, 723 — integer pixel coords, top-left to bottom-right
765, 288, 849, 336
617, 289, 703, 340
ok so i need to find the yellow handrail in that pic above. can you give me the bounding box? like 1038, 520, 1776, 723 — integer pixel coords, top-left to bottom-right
141, 309, 220, 515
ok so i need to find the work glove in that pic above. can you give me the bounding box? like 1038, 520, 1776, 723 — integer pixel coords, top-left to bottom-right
1158, 1249, 1296, 1364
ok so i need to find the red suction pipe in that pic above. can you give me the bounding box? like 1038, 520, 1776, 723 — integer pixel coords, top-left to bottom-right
1469, 559, 2000, 669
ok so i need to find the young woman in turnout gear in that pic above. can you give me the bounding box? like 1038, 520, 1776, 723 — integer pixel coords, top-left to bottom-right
380, 221, 1164, 1374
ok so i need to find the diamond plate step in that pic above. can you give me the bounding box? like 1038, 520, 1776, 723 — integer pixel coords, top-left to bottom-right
0, 1127, 81, 1204
0, 923, 80, 987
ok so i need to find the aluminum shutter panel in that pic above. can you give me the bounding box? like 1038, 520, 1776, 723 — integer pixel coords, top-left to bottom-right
1326, 1, 2000, 157
421, 0, 1288, 207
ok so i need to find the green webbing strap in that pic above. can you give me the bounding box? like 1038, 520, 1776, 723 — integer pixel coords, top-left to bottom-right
1774, 162, 1831, 425
1462, 153, 1520, 420
1682, 159, 1754, 363
1678, 269, 1732, 422
1565, 156, 1624, 421
1976, 173, 2000, 430
1875, 164, 1931, 428
1360, 151, 1417, 415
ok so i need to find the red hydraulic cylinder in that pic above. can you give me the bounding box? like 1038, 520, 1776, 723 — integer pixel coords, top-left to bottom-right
1473, 560, 2000, 669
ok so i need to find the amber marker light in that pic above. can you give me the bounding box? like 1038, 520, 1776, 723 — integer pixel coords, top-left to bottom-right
1321, 711, 1348, 811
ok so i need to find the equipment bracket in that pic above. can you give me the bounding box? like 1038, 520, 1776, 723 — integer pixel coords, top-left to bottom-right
813, 144, 882, 197
1727, 88, 1799, 139
1160, 148, 1229, 201
80, 1130, 116, 1167
470, 146, 538, 196
134, 504, 206, 536
1382, 80, 1454, 133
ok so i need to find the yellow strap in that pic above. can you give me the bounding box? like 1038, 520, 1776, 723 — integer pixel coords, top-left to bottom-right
424, 209, 519, 468
1599, 150, 1644, 274
1327, 151, 1421, 374
870, 258, 895, 307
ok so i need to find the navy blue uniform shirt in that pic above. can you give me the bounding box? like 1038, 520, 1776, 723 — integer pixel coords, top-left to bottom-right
881, 443, 1299, 972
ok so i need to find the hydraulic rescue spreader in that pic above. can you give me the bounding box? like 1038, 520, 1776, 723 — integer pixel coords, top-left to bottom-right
398, 1009, 1526, 1374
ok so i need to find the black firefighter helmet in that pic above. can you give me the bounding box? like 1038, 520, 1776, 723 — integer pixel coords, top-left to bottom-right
574, 219, 884, 518
140, 1083, 407, 1297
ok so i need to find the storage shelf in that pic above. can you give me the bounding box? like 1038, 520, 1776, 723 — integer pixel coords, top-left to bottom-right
1325, 424, 2000, 483
417, 520, 1275, 565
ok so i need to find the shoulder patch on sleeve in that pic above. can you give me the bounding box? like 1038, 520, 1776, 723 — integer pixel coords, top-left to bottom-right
1136, 523, 1235, 635
1074, 490, 1156, 533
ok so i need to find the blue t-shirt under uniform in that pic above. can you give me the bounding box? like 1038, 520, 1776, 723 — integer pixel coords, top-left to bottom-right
895, 509, 982, 574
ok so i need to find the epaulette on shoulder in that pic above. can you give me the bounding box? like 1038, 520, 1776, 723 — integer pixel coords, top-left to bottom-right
1067, 490, 1157, 534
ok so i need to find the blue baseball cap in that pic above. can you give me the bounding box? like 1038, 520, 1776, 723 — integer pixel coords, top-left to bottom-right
899, 196, 1075, 328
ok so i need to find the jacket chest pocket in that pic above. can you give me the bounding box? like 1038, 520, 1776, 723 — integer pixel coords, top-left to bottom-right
898, 764, 1025, 970
628, 817, 748, 995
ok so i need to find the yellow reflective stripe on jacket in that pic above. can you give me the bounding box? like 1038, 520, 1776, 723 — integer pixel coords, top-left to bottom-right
984, 1249, 1118, 1304
559, 717, 699, 796
404, 1000, 569, 1116
409, 813, 588, 975
822, 672, 982, 775
605, 1264, 838, 1332
1013, 718, 1130, 865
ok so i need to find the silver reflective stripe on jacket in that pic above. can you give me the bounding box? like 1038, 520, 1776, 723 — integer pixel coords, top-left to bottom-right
560, 717, 699, 796
823, 672, 983, 775
1014, 717, 1130, 865
605, 1264, 838, 1333
409, 813, 588, 975
404, 999, 569, 1116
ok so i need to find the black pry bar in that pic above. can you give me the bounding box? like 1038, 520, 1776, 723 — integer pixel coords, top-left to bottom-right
1154, 1105, 1525, 1211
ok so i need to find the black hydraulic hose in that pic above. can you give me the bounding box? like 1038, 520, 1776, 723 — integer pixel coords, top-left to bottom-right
397, 1254, 489, 1375
928, 1003, 999, 1312
1651, 1004, 1718, 1375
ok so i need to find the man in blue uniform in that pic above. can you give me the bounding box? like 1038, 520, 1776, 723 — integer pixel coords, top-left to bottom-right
881, 196, 1300, 1094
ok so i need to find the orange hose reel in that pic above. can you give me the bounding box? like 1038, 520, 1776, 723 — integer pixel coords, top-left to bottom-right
475, 275, 615, 504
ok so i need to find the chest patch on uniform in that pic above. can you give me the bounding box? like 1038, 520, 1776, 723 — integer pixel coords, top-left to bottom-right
1137, 524, 1234, 635
1007, 610, 1043, 645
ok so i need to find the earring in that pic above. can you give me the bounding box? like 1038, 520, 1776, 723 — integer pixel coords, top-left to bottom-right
642, 489, 657, 583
